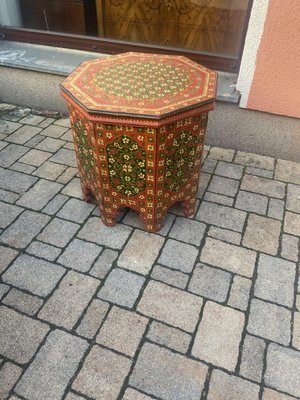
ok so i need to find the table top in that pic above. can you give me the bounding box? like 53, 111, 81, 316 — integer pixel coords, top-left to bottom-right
60, 52, 217, 119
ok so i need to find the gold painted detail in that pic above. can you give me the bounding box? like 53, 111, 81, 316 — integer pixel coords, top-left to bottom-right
107, 134, 146, 197
164, 130, 197, 192
74, 119, 95, 180
94, 61, 190, 100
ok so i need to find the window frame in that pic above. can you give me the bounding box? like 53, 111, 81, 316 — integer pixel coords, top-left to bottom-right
0, 0, 253, 73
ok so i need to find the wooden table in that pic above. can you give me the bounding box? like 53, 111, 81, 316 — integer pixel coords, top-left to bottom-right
60, 52, 217, 232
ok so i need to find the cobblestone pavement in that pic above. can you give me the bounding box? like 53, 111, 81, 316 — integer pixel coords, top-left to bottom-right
0, 103, 300, 400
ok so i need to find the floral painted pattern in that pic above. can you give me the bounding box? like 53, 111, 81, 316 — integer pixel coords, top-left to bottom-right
94, 61, 189, 100
73, 119, 95, 180
61, 53, 217, 117
107, 134, 146, 197
164, 130, 197, 192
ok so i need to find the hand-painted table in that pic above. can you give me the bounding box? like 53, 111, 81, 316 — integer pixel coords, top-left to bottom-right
60, 52, 217, 232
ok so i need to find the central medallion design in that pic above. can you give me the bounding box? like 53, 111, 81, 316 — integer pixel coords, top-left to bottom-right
94, 61, 190, 100
164, 130, 197, 192
107, 135, 146, 197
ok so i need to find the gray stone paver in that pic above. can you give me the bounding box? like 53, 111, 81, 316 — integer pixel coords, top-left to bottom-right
98, 268, 145, 308
243, 214, 281, 255
118, 230, 164, 275
147, 321, 191, 353
215, 160, 243, 179
89, 248, 118, 279
16, 179, 62, 210
39, 271, 99, 330
33, 161, 67, 180
207, 369, 260, 400
0, 143, 29, 167
189, 263, 231, 302
26, 240, 61, 261
36, 137, 65, 152
0, 362, 23, 400
208, 226, 241, 245
158, 238, 198, 273
61, 177, 82, 197
239, 334, 266, 382
57, 197, 95, 223
169, 217, 206, 246
234, 151, 275, 170
0, 245, 18, 274
255, 254, 296, 307
151, 264, 189, 289
268, 198, 285, 220
0, 284, 10, 300
208, 146, 235, 161
78, 217, 132, 249
76, 299, 109, 339
58, 238, 102, 272
0, 119, 21, 134
0, 167, 37, 193
19, 148, 51, 166
196, 201, 246, 232
1, 106, 300, 399
123, 388, 153, 400
275, 159, 300, 185
37, 217, 80, 247
235, 190, 268, 215
208, 175, 240, 197
57, 166, 78, 184
241, 174, 285, 198
200, 237, 256, 277
0, 306, 49, 364
228, 275, 252, 311
96, 306, 148, 357
41, 124, 69, 138
286, 183, 300, 213
6, 125, 42, 144
3, 288, 44, 315
247, 299, 291, 345
50, 148, 77, 167
138, 280, 203, 332
262, 389, 298, 400
15, 329, 88, 400
10, 161, 36, 174
0, 201, 23, 228
204, 191, 234, 206
0, 210, 50, 248
72, 345, 131, 400
284, 211, 300, 236
42, 193, 69, 215
192, 301, 245, 371
293, 312, 300, 350
0, 188, 20, 204
265, 343, 300, 398
2, 254, 65, 297
130, 342, 208, 400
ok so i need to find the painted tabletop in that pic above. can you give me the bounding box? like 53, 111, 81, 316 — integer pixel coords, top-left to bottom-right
61, 52, 217, 119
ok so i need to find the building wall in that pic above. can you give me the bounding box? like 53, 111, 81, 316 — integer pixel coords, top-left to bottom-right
237, 0, 300, 119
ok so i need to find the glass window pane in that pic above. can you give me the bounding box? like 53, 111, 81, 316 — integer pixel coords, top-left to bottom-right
0, 0, 251, 58
100, 0, 250, 57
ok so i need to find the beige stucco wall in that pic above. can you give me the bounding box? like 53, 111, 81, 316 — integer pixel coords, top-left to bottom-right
238, 0, 300, 119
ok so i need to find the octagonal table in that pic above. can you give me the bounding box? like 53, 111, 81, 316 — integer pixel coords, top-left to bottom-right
60, 52, 217, 232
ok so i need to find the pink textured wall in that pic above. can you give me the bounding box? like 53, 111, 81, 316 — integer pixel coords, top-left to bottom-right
247, 0, 300, 118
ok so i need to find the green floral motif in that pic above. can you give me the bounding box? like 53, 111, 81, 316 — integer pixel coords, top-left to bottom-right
107, 135, 146, 197
164, 130, 197, 192
74, 119, 95, 179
